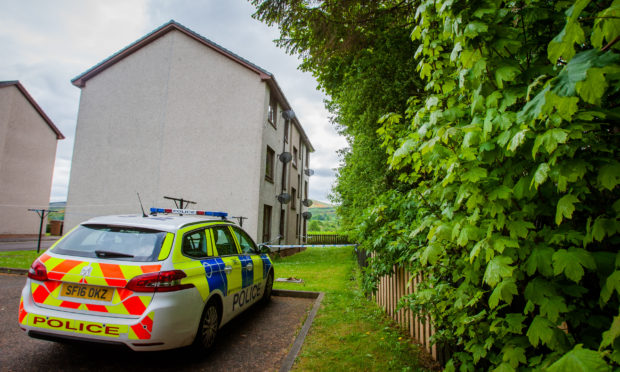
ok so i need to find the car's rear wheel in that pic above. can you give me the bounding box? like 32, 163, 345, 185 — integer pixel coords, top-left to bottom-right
261, 270, 274, 304
195, 299, 220, 350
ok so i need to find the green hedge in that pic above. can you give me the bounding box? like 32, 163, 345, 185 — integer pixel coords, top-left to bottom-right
360, 1, 620, 370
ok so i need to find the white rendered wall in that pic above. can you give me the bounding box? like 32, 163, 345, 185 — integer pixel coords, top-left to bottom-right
0, 86, 58, 234
65, 30, 265, 240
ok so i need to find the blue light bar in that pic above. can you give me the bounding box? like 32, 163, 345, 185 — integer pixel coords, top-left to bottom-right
150, 207, 228, 218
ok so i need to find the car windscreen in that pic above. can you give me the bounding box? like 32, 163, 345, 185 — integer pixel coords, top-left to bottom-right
51, 224, 167, 262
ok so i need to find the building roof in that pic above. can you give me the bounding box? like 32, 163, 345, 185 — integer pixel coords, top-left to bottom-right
71, 20, 314, 152
0, 81, 65, 140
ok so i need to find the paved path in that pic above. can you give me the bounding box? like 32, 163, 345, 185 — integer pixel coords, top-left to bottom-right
0, 239, 57, 252
0, 274, 314, 371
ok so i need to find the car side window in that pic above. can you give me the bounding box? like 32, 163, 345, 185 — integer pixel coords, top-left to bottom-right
182, 230, 208, 258
233, 227, 258, 254
212, 227, 238, 256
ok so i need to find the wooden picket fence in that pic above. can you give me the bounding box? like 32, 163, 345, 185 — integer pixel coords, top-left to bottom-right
376, 265, 449, 365
306, 234, 349, 245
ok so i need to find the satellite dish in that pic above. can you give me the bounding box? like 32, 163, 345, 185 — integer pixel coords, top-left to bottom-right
277, 193, 291, 204
279, 152, 292, 163
304, 169, 314, 176
302, 211, 312, 220
302, 199, 313, 207
282, 110, 296, 120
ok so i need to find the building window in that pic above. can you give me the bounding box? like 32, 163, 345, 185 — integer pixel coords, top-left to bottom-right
265, 146, 275, 183
281, 165, 287, 192
291, 188, 297, 209
262, 205, 272, 243
297, 175, 301, 198
305, 181, 308, 201
292, 147, 298, 168
279, 209, 285, 239
284, 119, 289, 143
296, 214, 300, 237
306, 147, 310, 166
268, 92, 277, 128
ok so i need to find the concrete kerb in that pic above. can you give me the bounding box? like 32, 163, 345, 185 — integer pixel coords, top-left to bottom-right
0, 267, 28, 275
273, 289, 324, 372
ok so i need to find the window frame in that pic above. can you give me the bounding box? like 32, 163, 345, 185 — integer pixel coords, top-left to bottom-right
231, 226, 259, 254
210, 226, 239, 256
265, 146, 275, 183
268, 93, 277, 129
291, 188, 297, 210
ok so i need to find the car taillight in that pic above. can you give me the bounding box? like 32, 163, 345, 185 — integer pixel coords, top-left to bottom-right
28, 259, 48, 281
125, 270, 194, 292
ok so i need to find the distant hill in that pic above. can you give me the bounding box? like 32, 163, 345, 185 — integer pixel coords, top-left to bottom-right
310, 200, 332, 208
307, 200, 339, 232
49, 201, 66, 221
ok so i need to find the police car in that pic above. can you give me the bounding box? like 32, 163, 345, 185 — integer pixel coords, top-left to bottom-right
18, 208, 274, 351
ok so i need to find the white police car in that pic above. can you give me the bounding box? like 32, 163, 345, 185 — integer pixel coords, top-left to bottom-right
18, 208, 274, 351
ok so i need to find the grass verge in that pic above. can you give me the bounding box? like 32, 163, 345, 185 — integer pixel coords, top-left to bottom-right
0, 250, 42, 269
272, 246, 429, 371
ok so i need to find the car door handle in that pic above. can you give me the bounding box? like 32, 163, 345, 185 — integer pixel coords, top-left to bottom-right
246, 263, 253, 270
224, 265, 232, 275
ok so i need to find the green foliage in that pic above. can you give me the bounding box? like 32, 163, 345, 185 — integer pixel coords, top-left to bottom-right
252, 0, 620, 369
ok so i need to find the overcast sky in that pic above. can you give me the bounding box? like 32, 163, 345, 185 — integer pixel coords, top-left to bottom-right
0, 0, 346, 204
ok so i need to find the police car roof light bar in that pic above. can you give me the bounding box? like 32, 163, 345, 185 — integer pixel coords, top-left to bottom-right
150, 207, 228, 218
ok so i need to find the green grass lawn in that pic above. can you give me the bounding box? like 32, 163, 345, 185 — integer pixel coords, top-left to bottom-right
272, 246, 429, 371
0, 250, 42, 269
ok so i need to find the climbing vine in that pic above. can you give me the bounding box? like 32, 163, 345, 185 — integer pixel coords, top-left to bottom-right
252, 0, 620, 369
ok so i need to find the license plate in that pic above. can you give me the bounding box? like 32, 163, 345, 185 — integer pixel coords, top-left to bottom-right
61, 283, 114, 302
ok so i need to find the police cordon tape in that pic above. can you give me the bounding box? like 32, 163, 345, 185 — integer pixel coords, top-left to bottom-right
264, 244, 358, 251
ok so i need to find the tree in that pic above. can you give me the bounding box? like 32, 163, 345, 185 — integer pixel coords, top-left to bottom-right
252, 0, 620, 369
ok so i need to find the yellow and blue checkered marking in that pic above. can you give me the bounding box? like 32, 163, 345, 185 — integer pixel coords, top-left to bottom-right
260, 254, 272, 279
201, 257, 227, 296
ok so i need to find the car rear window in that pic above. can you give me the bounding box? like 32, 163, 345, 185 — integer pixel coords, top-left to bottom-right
51, 224, 167, 262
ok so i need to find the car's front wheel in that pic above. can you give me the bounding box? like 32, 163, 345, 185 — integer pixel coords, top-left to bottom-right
195, 299, 220, 350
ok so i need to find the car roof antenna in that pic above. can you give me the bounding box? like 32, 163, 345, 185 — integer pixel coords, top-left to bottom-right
137, 192, 148, 217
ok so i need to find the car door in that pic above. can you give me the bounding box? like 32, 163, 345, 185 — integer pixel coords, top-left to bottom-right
232, 226, 266, 287
209, 226, 244, 322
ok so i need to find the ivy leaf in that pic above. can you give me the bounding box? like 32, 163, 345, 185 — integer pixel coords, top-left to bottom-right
525, 246, 555, 277
600, 315, 620, 349
484, 256, 515, 287
532, 128, 568, 159
507, 129, 529, 152
547, 0, 590, 63
495, 65, 520, 89
464, 21, 488, 38
552, 49, 620, 97
421, 242, 443, 266
504, 313, 526, 335
598, 162, 620, 191
575, 68, 607, 105
507, 220, 534, 239
601, 270, 620, 303
546, 344, 608, 372
591, 1, 620, 49
489, 278, 518, 308
556, 194, 580, 225
540, 295, 568, 323
531, 163, 550, 190
548, 20, 585, 63
502, 345, 526, 369
527, 315, 555, 347
592, 217, 619, 242
461, 167, 487, 183
552, 248, 596, 282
